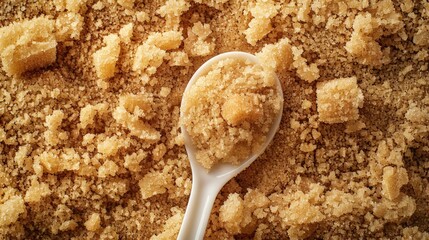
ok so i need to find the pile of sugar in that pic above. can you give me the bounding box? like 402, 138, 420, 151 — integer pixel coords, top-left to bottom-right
181, 57, 282, 169
0, 0, 428, 239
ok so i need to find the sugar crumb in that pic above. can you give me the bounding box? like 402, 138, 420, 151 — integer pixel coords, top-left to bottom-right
119, 23, 134, 43
93, 34, 121, 80
98, 160, 119, 178
84, 213, 101, 231
139, 170, 173, 199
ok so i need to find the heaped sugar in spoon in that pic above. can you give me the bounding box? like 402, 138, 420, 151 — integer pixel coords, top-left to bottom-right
177, 52, 284, 240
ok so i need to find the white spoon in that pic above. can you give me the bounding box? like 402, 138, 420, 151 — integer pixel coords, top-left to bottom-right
177, 51, 284, 240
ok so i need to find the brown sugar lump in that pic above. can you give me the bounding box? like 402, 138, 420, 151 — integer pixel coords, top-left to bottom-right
98, 160, 119, 178
244, 18, 272, 46
146, 30, 183, 50
0, 16, 57, 76
345, 31, 383, 66
150, 209, 184, 239
112, 93, 160, 142
382, 166, 409, 201
244, 0, 279, 46
405, 105, 429, 124
34, 148, 81, 176
344, 2, 403, 66
402, 227, 429, 239
36, 151, 62, 174
117, 0, 134, 9
55, 12, 84, 42
93, 34, 121, 80
256, 38, 293, 72
54, 0, 87, 12
156, 0, 190, 29
184, 22, 215, 57
0, 195, 25, 226
24, 179, 51, 203
316, 77, 364, 124
84, 213, 101, 232
97, 136, 121, 157
118, 23, 133, 43
124, 150, 146, 172
44, 109, 66, 146
400, 0, 414, 13
139, 169, 173, 199
79, 103, 108, 129
181, 57, 282, 169
413, 25, 429, 47
373, 194, 416, 221
292, 47, 320, 83
132, 43, 166, 75
221, 95, 263, 126
219, 193, 244, 234
218, 189, 269, 235
45, 110, 65, 131
136, 11, 149, 23
344, 13, 383, 66
167, 51, 191, 67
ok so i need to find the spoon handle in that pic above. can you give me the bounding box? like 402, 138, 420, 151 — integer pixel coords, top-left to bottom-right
177, 177, 223, 240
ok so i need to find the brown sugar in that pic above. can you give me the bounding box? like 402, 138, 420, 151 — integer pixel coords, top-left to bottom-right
292, 46, 320, 83
0, 16, 57, 76
98, 160, 119, 178
139, 170, 173, 200
184, 22, 215, 57
123, 150, 146, 172
219, 193, 244, 234
0, 0, 428, 239
54, 0, 87, 12
156, 0, 190, 29
0, 196, 25, 227
244, 0, 278, 46
219, 189, 270, 234
97, 136, 122, 157
146, 31, 183, 51
84, 213, 101, 232
93, 34, 121, 80
256, 38, 293, 72
117, 0, 134, 9
132, 43, 166, 75
382, 166, 409, 201
316, 77, 364, 124
193, 0, 229, 9
413, 25, 429, 46
112, 93, 160, 141
181, 57, 282, 169
118, 23, 133, 43
244, 18, 272, 46
79, 103, 108, 129
150, 208, 184, 239
24, 179, 51, 203
373, 194, 416, 221
55, 12, 84, 42
345, 13, 384, 66
44, 110, 66, 146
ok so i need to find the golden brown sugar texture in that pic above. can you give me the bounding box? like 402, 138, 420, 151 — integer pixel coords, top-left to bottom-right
316, 77, 364, 124
0, 17, 57, 76
0, 0, 428, 239
181, 58, 282, 169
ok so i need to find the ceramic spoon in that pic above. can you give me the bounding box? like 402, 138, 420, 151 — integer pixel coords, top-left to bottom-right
177, 51, 283, 240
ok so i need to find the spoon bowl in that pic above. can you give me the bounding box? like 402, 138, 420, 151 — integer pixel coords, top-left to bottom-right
177, 51, 283, 240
